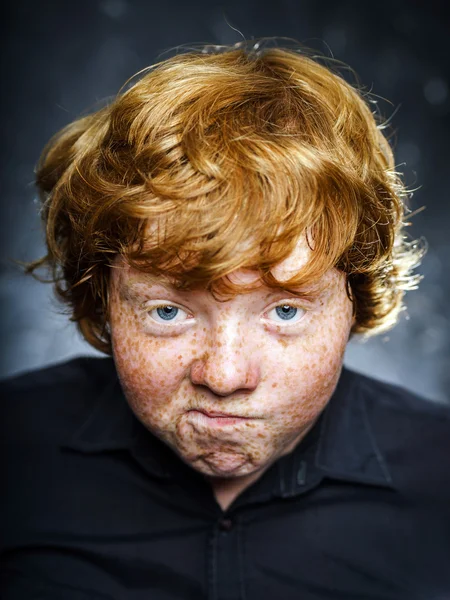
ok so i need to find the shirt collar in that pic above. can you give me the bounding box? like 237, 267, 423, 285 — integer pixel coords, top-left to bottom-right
62, 359, 394, 489
314, 366, 393, 487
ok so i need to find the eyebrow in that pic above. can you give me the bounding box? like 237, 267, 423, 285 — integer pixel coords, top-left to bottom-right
126, 274, 169, 287
120, 274, 330, 304
122, 274, 183, 292
119, 277, 173, 301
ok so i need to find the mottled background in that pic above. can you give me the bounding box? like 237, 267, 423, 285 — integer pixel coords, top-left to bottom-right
2, 0, 449, 402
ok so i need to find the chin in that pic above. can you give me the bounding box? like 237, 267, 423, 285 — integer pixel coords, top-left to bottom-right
187, 450, 266, 479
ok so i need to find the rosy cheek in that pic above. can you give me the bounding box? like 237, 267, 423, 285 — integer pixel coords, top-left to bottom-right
110, 306, 196, 406
273, 301, 351, 401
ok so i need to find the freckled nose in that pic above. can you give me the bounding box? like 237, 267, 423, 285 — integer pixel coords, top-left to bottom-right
189, 332, 260, 396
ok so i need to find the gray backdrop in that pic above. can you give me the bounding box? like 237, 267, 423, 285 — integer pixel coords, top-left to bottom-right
2, 0, 449, 403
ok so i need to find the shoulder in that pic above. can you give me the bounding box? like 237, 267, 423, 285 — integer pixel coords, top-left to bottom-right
345, 367, 450, 500
347, 366, 450, 422
0, 356, 116, 445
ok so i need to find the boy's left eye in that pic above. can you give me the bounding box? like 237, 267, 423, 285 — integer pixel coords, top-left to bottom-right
267, 304, 306, 324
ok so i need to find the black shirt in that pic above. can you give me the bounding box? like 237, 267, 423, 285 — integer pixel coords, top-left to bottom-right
1, 356, 450, 600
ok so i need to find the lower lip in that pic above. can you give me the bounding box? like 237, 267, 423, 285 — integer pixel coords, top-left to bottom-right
190, 410, 251, 427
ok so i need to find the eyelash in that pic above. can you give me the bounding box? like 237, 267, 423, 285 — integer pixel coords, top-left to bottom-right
143, 301, 308, 329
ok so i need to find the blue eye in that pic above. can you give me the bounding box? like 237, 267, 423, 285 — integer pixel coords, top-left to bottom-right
146, 302, 306, 328
267, 303, 306, 325
156, 306, 179, 321
275, 305, 298, 320
149, 305, 188, 324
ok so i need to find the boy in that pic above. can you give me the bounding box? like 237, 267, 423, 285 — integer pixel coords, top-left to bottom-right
2, 40, 449, 599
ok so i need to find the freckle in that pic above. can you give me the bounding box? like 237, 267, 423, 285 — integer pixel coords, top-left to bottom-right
272, 382, 278, 388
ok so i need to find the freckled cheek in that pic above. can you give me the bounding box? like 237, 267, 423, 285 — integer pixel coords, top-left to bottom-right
110, 304, 195, 406
115, 344, 190, 398
270, 305, 352, 416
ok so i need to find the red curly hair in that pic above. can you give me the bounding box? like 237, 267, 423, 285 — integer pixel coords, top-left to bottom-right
21, 39, 426, 354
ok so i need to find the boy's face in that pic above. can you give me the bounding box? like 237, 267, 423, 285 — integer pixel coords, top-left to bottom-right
108, 236, 355, 481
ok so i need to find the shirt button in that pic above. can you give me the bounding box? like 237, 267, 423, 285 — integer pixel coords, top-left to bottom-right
219, 517, 233, 532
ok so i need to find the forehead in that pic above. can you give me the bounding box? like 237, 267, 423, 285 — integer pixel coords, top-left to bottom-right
115, 233, 320, 289
227, 235, 313, 287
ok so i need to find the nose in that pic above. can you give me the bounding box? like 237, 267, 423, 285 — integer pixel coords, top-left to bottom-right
189, 321, 260, 397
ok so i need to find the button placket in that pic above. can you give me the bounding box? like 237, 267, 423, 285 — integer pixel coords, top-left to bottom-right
219, 517, 233, 532
213, 513, 243, 599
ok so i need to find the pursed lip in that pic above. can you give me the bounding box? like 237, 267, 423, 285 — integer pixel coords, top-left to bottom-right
193, 409, 253, 419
